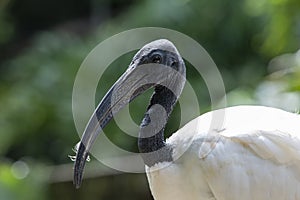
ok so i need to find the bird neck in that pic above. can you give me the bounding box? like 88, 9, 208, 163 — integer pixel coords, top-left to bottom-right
138, 85, 177, 166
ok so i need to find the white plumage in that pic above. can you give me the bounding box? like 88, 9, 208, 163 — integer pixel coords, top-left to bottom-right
147, 105, 300, 200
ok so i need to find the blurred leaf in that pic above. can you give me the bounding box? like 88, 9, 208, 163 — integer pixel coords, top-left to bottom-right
0, 160, 48, 200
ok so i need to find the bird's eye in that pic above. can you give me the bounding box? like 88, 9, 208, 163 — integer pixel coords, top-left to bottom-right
151, 54, 162, 64
171, 61, 178, 68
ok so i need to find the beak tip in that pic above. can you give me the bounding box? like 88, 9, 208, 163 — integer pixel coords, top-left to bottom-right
73, 142, 88, 189
73, 170, 83, 189
74, 179, 82, 189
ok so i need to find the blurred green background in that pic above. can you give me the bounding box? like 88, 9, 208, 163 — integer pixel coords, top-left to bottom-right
0, 0, 300, 199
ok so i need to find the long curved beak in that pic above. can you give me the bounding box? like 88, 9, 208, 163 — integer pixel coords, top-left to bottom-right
73, 63, 174, 188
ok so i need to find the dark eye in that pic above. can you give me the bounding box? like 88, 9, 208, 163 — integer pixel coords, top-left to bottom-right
171, 61, 178, 68
151, 54, 162, 64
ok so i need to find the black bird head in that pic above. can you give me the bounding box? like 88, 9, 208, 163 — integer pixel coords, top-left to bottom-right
73, 39, 186, 188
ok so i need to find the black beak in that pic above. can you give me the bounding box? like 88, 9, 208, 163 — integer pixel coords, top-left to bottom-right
73, 63, 173, 188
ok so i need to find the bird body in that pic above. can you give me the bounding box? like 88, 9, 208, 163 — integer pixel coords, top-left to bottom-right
73, 39, 300, 200
147, 105, 300, 200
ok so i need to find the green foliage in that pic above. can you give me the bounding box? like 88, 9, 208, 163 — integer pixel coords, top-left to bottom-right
0, 0, 14, 44
0, 32, 90, 162
0, 160, 48, 200
245, 0, 300, 56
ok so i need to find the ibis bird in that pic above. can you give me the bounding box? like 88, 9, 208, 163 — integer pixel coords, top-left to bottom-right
73, 39, 300, 200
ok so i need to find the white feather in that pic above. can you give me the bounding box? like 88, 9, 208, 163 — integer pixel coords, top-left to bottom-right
147, 105, 300, 200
